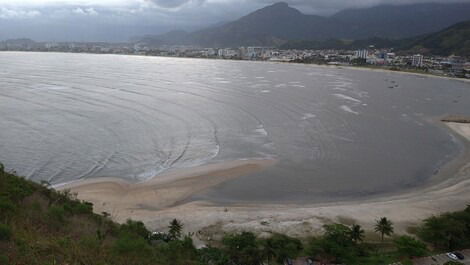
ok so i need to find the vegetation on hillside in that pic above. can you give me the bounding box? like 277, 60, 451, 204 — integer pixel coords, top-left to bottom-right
279, 37, 415, 51
1, 164, 470, 265
403, 20, 470, 57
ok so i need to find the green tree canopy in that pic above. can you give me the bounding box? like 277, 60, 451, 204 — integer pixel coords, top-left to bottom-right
349, 224, 365, 243
261, 234, 302, 264
417, 208, 470, 250
394, 235, 428, 258
375, 217, 394, 241
168, 219, 183, 240
222, 232, 262, 265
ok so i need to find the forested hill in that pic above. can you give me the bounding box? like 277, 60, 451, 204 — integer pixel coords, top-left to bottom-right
401, 20, 470, 57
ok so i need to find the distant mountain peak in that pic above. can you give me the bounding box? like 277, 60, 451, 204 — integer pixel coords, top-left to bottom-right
138, 1, 470, 48
252, 1, 301, 16
270, 2, 289, 8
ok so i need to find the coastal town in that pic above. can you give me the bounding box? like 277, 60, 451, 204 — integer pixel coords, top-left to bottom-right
1, 39, 469, 79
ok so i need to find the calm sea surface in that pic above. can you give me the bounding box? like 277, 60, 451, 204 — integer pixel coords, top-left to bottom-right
1, 52, 469, 203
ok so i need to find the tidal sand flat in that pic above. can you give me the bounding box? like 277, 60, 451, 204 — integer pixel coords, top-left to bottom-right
1, 52, 470, 235
57, 159, 277, 216
60, 120, 470, 240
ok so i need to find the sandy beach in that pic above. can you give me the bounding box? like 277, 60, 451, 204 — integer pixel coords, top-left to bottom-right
58, 120, 470, 243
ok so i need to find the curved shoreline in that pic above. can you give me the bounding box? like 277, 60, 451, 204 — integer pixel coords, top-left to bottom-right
2, 51, 469, 84
58, 121, 470, 239
139, 122, 470, 241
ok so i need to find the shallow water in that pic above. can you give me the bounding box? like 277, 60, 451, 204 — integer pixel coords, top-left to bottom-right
1, 52, 469, 203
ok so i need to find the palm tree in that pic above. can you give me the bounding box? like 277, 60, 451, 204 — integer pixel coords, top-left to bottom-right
349, 224, 365, 243
375, 217, 394, 242
168, 219, 183, 240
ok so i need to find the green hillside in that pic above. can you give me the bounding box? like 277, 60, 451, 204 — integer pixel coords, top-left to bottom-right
0, 164, 200, 265
1, 163, 470, 265
404, 20, 470, 57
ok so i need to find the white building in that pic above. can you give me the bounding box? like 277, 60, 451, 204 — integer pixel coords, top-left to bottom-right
246, 47, 270, 59
218, 48, 239, 58
354, 49, 368, 59
412, 54, 424, 67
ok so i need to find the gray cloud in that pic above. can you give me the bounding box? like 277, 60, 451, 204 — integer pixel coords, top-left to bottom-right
1, 0, 470, 41
246, 0, 470, 15
149, 0, 206, 8
0, 7, 41, 19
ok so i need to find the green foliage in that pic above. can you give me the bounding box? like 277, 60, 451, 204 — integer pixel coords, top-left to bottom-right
306, 224, 360, 264
112, 233, 152, 256
404, 20, 470, 57
120, 219, 149, 239
155, 236, 199, 265
417, 206, 470, 250
199, 247, 230, 265
350, 224, 365, 243
393, 235, 428, 258
47, 205, 67, 225
375, 217, 394, 241
0, 223, 12, 241
261, 233, 302, 264
222, 232, 263, 265
2, 163, 470, 265
0, 199, 15, 219
168, 218, 183, 240
0, 166, 35, 203
63, 200, 94, 215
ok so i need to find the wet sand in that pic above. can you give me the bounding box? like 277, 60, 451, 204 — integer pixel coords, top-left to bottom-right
59, 122, 470, 241
58, 159, 278, 220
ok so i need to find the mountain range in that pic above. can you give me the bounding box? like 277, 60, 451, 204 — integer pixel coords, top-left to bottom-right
139, 2, 470, 47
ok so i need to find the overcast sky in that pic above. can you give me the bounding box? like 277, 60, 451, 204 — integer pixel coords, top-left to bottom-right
1, 0, 469, 41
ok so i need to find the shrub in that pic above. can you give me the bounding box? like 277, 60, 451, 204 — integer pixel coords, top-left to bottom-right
112, 234, 151, 256
47, 205, 67, 225
63, 200, 93, 215
119, 219, 149, 239
417, 207, 470, 250
394, 235, 428, 258
0, 223, 12, 241
0, 199, 15, 218
0, 171, 35, 202
75, 201, 93, 214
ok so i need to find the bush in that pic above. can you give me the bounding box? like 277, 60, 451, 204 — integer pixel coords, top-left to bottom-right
417, 206, 470, 250
47, 205, 67, 225
63, 200, 93, 215
119, 219, 149, 239
0, 199, 15, 218
394, 235, 428, 258
0, 223, 12, 241
0, 172, 35, 202
112, 234, 151, 256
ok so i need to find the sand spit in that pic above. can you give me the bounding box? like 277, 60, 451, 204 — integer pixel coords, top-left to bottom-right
60, 159, 277, 223
60, 122, 470, 242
